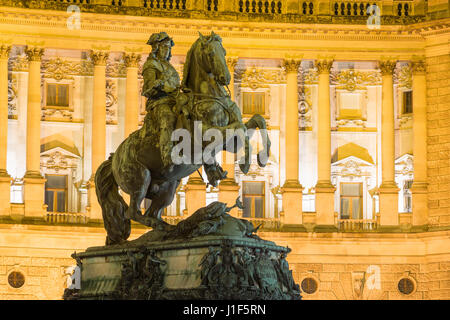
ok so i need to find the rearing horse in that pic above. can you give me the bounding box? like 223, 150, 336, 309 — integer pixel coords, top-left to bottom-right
95, 32, 271, 245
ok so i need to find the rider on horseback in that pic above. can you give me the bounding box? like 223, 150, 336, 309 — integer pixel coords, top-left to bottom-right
142, 32, 179, 171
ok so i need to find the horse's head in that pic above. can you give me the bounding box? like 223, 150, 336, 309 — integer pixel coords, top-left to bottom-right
198, 31, 230, 86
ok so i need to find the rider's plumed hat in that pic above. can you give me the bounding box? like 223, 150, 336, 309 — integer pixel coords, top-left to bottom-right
147, 32, 174, 47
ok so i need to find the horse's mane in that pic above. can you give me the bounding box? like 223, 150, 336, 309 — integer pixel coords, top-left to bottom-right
182, 33, 222, 89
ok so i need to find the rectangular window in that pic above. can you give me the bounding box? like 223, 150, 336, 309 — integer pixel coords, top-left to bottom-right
340, 183, 362, 219
45, 175, 67, 213
46, 83, 69, 107
243, 92, 265, 115
242, 181, 265, 218
402, 91, 413, 114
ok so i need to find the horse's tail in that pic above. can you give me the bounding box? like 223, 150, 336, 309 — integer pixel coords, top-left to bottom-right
95, 154, 131, 245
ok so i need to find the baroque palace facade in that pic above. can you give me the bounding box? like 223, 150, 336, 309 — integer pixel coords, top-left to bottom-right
0, 0, 449, 299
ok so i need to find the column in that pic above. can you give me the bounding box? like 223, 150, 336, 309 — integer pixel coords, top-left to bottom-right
185, 168, 206, 215
378, 59, 399, 227
411, 59, 428, 226
87, 50, 109, 221
280, 59, 303, 225
0, 44, 11, 215
314, 58, 336, 229
23, 47, 46, 219
124, 52, 141, 137
219, 57, 240, 216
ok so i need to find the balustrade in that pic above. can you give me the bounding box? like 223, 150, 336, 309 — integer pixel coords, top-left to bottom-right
301, 1, 314, 15
337, 218, 378, 231
46, 212, 88, 224
144, 0, 187, 10
238, 0, 283, 14
333, 2, 378, 16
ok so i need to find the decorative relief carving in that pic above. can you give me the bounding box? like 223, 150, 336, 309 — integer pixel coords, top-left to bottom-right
336, 119, 367, 128
395, 155, 414, 176
302, 68, 318, 84
106, 79, 118, 124
9, 54, 29, 72
8, 76, 18, 119
0, 44, 11, 59
378, 60, 397, 76
298, 100, 311, 129
395, 65, 412, 89
399, 115, 412, 129
226, 56, 239, 71
42, 108, 74, 122
341, 160, 363, 178
332, 157, 373, 182
40, 151, 77, 173
331, 69, 381, 91
25, 47, 44, 62
296, 66, 313, 129
106, 57, 127, 78
235, 67, 286, 90
42, 58, 82, 81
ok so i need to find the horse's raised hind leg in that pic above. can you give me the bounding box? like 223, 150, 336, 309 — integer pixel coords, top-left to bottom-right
124, 169, 151, 223
142, 180, 180, 231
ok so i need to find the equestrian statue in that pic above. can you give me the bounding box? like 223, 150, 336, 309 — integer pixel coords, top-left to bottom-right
95, 31, 271, 245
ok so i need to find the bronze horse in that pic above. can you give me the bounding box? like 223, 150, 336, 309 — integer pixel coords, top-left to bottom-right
95, 32, 271, 245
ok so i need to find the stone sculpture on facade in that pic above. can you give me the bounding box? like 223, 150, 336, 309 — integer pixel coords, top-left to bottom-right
65, 31, 299, 300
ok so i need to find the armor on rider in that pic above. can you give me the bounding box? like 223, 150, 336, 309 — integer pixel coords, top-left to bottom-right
142, 32, 180, 170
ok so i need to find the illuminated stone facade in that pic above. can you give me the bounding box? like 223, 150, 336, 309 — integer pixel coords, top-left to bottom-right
0, 0, 449, 299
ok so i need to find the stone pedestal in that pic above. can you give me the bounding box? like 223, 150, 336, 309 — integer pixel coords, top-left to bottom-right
185, 176, 206, 215
64, 201, 301, 300
280, 181, 303, 225
411, 182, 428, 226
23, 174, 46, 219
379, 182, 400, 227
0, 173, 11, 216
87, 179, 102, 221
314, 182, 337, 231
218, 180, 240, 217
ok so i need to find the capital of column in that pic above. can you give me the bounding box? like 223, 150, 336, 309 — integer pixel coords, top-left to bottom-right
25, 47, 44, 62
283, 59, 301, 74
124, 52, 142, 68
411, 59, 426, 75
90, 51, 109, 66
378, 59, 397, 76
226, 56, 239, 71
0, 45, 11, 60
315, 59, 333, 74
